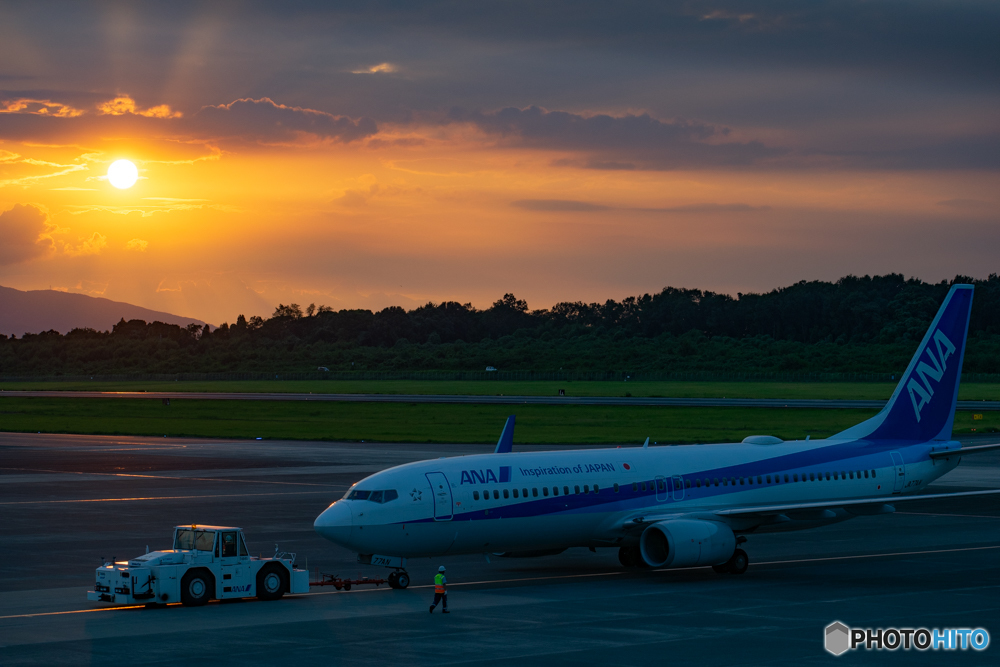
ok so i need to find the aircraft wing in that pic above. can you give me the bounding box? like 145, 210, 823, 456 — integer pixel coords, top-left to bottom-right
714, 489, 1000, 517
617, 489, 1000, 530
929, 443, 1000, 459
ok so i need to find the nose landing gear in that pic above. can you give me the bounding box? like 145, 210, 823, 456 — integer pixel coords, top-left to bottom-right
387, 570, 410, 589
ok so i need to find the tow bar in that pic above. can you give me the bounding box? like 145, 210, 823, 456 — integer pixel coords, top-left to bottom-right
309, 573, 388, 591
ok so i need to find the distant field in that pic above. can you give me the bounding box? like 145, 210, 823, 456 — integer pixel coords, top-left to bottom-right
1, 379, 1000, 401
0, 397, 995, 443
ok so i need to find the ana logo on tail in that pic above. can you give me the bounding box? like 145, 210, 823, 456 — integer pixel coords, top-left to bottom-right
907, 329, 956, 422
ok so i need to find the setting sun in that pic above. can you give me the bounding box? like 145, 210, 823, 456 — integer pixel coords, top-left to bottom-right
107, 159, 138, 189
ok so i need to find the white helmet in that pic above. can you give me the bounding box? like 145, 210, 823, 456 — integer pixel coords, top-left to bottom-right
438, 565, 446, 572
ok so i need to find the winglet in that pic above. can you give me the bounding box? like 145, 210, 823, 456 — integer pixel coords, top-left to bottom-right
494, 415, 515, 453
643, 437, 649, 449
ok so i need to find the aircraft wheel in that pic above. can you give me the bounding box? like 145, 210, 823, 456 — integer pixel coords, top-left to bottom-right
728, 549, 749, 575
395, 571, 410, 589
387, 571, 400, 589
618, 546, 641, 568
180, 569, 213, 607
256, 564, 288, 601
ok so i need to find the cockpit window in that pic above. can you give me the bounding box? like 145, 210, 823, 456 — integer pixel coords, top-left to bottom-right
347, 489, 398, 503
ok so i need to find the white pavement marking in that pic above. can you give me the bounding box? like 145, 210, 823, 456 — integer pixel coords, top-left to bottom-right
0, 490, 339, 505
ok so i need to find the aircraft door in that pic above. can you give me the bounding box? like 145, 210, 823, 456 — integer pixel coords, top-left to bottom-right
426, 472, 453, 521
671, 476, 685, 501
889, 452, 905, 494
655, 476, 668, 501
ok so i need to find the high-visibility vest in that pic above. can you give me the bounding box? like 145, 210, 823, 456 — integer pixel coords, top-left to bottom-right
434, 573, 446, 593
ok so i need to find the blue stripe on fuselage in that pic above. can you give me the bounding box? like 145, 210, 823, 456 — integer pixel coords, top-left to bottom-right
398, 437, 931, 524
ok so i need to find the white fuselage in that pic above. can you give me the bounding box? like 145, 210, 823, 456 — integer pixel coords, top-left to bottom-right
314, 437, 961, 558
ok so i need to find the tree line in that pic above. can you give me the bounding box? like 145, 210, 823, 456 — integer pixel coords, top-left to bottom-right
2, 274, 999, 376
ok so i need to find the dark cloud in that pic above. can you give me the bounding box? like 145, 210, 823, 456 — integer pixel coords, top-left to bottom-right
936, 198, 994, 211
192, 98, 377, 143
512, 199, 609, 212
0, 204, 54, 265
0, 95, 377, 145
453, 106, 782, 169
512, 199, 768, 213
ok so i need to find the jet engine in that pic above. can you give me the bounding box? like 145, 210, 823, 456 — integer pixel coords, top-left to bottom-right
638, 519, 735, 568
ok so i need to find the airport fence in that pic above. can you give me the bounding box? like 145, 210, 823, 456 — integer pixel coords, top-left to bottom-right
2, 370, 1000, 383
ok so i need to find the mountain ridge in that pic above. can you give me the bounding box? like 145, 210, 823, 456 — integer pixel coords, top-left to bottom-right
0, 285, 208, 336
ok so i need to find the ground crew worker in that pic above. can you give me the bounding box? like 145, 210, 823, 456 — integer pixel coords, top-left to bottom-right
429, 565, 449, 613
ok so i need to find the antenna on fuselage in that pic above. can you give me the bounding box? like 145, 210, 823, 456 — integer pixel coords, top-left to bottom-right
643, 437, 649, 449
494, 415, 515, 453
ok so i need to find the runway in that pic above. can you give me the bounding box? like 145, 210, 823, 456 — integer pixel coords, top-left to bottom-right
4, 389, 1000, 410
1, 432, 998, 665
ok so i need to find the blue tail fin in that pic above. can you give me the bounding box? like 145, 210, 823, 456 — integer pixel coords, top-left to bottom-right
494, 415, 515, 453
833, 284, 974, 443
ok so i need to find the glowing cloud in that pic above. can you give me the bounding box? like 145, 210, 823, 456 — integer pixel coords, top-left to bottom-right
125, 238, 149, 251
351, 63, 398, 74
97, 95, 182, 118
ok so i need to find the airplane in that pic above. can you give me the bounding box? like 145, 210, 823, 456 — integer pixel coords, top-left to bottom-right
314, 283, 1000, 587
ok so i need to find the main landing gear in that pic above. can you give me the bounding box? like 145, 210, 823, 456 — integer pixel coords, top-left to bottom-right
387, 570, 410, 589
713, 538, 749, 575
618, 545, 648, 568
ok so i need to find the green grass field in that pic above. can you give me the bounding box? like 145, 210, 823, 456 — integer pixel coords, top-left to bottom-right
0, 397, 995, 444
3, 379, 1000, 400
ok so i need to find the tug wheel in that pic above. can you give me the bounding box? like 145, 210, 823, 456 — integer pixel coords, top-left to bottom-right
180, 570, 213, 606
256, 564, 288, 601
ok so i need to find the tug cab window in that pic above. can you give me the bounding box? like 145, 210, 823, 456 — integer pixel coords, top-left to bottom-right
221, 531, 238, 557
174, 529, 217, 552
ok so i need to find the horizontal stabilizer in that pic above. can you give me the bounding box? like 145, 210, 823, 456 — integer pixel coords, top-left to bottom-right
929, 443, 1000, 459
494, 415, 515, 454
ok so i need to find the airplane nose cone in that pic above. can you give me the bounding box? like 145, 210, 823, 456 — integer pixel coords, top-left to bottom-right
314, 500, 353, 546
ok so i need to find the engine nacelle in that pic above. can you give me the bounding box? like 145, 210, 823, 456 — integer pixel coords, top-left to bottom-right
639, 519, 736, 568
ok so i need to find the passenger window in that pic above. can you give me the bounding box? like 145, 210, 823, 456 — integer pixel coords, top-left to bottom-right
871, 470, 876, 477
564, 486, 570, 495
494, 490, 500, 500
594, 484, 600, 493
809, 473, 815, 481
542, 487, 549, 496
864, 470, 869, 478
766, 475, 771, 484
532, 488, 538, 497
793, 474, 798, 482
825, 472, 831, 480
713, 478, 719, 486
746, 477, 751, 485
552, 486, 559, 496
384, 490, 398, 502
503, 489, 509, 499
684, 480, 690, 488
723, 478, 728, 486
473, 491, 480, 500
583, 485, 590, 494
632, 483, 638, 491
614, 483, 619, 493
575, 485, 580, 494
513, 489, 519, 498
739, 478, 744, 485
757, 476, 762, 484
523, 488, 529, 497
696, 479, 701, 488
640, 482, 646, 491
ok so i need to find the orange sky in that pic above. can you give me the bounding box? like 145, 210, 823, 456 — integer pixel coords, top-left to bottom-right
1, 4, 998, 325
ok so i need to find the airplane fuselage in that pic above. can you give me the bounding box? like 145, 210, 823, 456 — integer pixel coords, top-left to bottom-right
314, 437, 962, 558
